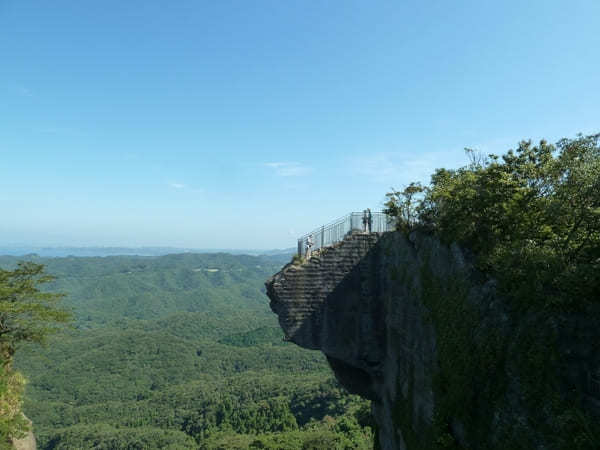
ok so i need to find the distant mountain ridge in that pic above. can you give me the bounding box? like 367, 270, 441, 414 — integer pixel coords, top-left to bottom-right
0, 245, 295, 258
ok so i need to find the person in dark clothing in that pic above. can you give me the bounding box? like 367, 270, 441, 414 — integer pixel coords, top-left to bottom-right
367, 208, 372, 233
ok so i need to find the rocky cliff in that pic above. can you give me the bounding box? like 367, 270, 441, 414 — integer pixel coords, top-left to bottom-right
266, 231, 600, 449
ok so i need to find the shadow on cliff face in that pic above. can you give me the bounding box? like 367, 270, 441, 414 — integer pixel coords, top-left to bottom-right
266, 232, 403, 401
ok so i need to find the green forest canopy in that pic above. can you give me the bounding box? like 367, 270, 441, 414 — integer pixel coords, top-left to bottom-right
5, 253, 373, 449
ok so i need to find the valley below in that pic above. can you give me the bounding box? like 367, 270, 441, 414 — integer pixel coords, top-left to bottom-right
4, 252, 373, 449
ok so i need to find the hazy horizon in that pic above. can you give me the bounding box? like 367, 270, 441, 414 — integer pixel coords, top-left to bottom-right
0, 243, 296, 257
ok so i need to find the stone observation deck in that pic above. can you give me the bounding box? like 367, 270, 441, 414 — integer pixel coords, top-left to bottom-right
266, 230, 442, 447
296, 211, 394, 257
271, 231, 384, 352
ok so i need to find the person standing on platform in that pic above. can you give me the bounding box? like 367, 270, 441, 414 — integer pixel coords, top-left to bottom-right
367, 208, 372, 233
306, 234, 314, 258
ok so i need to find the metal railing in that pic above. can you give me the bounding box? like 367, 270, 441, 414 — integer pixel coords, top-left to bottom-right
297, 212, 395, 257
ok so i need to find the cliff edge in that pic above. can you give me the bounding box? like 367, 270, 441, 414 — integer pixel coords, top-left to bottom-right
266, 231, 600, 449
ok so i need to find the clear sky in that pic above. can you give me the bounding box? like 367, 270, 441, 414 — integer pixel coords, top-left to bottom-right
1, 1, 598, 249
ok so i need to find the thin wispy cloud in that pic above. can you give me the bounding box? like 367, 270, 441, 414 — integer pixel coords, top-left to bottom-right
265, 162, 312, 177
349, 151, 465, 187
9, 85, 34, 97
168, 182, 204, 193
18, 86, 33, 97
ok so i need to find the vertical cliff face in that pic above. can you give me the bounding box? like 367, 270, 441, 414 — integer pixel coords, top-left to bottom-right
266, 231, 600, 449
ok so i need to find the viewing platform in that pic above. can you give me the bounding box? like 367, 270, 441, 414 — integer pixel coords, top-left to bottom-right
297, 211, 394, 257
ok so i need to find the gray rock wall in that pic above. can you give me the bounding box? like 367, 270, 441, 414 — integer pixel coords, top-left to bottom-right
266, 231, 600, 449
267, 231, 441, 449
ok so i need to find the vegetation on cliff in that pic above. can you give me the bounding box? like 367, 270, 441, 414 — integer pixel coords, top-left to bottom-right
384, 133, 600, 449
385, 133, 599, 311
0, 262, 72, 448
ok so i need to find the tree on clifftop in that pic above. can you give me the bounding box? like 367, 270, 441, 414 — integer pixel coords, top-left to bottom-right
385, 133, 600, 309
0, 262, 72, 446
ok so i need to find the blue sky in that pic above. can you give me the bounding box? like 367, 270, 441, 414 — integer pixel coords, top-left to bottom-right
1, 0, 598, 249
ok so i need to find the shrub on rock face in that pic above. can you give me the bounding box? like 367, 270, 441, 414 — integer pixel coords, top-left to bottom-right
291, 254, 305, 266
0, 367, 27, 448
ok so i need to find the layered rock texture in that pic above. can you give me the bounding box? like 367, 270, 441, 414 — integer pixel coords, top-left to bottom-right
266, 231, 600, 449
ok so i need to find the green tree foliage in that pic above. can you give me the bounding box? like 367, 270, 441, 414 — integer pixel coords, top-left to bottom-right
44, 424, 197, 450
384, 182, 427, 233
385, 133, 600, 310
219, 326, 286, 347
0, 262, 71, 447
0, 262, 72, 356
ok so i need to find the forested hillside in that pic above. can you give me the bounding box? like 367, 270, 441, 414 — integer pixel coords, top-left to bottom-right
4, 253, 373, 449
